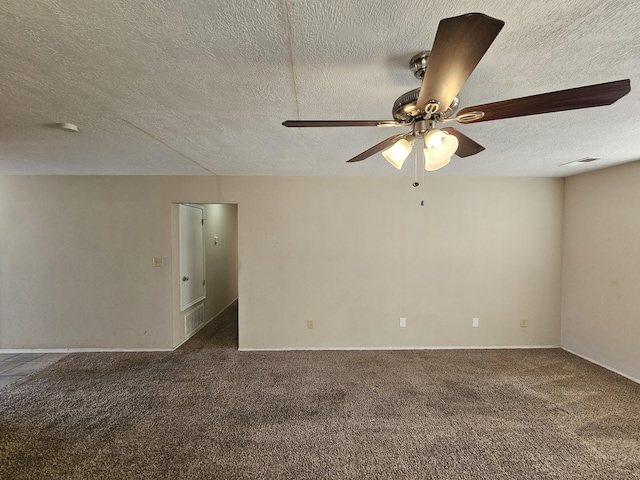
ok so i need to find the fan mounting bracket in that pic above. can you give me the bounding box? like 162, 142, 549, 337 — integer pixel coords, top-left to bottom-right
410, 51, 431, 80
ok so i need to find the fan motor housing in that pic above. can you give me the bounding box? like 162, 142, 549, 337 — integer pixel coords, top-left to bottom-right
391, 88, 422, 124
392, 89, 459, 123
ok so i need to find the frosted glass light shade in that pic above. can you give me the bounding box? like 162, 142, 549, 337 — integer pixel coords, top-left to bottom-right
382, 138, 412, 170
424, 129, 459, 163
424, 149, 451, 171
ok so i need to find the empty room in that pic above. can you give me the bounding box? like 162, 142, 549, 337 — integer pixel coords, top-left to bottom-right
1, 1, 639, 478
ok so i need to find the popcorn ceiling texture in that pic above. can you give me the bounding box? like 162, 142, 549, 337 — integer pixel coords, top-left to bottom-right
0, 0, 639, 175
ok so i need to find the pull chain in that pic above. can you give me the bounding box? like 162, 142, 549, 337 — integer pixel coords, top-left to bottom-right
412, 143, 419, 187
422, 140, 426, 206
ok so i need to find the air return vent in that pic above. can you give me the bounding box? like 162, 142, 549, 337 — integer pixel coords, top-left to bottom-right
184, 303, 205, 339
560, 157, 600, 167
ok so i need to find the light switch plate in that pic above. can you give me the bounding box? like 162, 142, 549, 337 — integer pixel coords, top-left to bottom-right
153, 257, 165, 267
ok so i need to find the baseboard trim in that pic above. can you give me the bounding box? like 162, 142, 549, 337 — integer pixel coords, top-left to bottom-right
173, 297, 238, 350
0, 348, 173, 353
239, 345, 560, 352
1, 299, 239, 353
562, 347, 640, 385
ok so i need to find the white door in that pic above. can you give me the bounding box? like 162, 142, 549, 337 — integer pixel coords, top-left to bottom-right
179, 204, 206, 310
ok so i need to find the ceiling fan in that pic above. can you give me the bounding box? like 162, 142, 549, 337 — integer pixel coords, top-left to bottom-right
283, 13, 630, 171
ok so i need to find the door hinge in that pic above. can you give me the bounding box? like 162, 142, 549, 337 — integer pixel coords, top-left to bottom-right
203, 279, 206, 285
201, 219, 205, 225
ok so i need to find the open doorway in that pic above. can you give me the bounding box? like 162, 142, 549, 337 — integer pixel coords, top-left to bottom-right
173, 203, 238, 349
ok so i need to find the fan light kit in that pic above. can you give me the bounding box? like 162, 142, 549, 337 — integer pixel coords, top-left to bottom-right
283, 12, 630, 173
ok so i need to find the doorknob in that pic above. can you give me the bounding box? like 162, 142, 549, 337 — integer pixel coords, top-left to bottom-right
182, 276, 189, 281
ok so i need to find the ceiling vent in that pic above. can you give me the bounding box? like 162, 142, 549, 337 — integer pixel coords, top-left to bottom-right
560, 157, 600, 167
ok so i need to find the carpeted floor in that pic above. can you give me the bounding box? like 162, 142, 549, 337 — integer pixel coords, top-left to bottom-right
1, 302, 639, 479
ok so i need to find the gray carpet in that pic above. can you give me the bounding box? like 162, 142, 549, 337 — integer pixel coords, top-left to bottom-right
1, 303, 639, 479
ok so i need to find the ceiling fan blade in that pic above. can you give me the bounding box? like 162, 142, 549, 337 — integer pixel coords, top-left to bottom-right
456, 79, 631, 123
283, 120, 402, 127
346, 134, 407, 163
441, 128, 485, 157
417, 13, 504, 114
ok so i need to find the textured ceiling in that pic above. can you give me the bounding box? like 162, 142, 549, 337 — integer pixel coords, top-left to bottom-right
1, 0, 639, 176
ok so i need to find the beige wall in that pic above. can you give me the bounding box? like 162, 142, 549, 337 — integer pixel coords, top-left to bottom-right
0, 176, 220, 350
562, 161, 640, 382
0, 175, 564, 352
220, 176, 564, 350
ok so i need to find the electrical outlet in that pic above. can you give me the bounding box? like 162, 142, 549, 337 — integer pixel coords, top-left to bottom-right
520, 318, 528, 328
152, 257, 164, 267
472, 317, 479, 328
307, 320, 314, 329
399, 317, 406, 328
